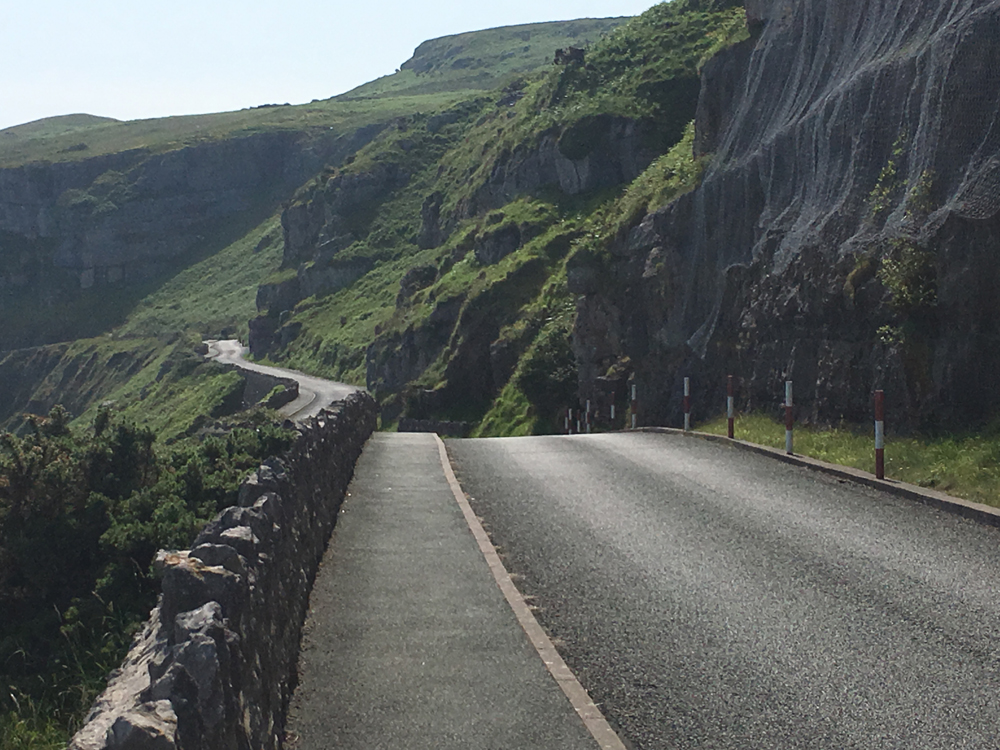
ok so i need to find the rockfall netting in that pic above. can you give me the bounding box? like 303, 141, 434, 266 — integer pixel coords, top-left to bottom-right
576, 0, 1000, 426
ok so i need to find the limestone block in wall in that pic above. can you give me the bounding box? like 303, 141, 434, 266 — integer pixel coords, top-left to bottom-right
67, 612, 174, 750
106, 701, 178, 750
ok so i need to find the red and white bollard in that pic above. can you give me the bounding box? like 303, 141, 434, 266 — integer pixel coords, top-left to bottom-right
631, 383, 638, 429
727, 375, 735, 439
683, 377, 691, 432
785, 381, 794, 455
875, 390, 885, 480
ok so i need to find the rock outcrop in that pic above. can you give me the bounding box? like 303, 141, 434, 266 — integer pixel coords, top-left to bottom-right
248, 160, 409, 357
0, 132, 362, 289
69, 391, 377, 750
0, 125, 387, 352
457, 115, 668, 218
575, 0, 1000, 430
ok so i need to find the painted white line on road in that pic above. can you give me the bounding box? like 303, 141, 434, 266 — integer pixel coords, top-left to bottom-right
434, 435, 628, 750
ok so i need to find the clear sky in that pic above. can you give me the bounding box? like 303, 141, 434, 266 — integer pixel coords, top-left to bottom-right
2, 0, 659, 131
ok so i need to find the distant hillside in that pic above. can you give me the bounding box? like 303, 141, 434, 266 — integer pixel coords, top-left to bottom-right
0, 13, 640, 432
0, 113, 119, 140
0, 19, 624, 169
339, 18, 627, 100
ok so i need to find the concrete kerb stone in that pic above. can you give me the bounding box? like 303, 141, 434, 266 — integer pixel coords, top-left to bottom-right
638, 426, 1000, 529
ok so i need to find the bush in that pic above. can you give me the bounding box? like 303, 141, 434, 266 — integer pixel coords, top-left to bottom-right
0, 406, 296, 744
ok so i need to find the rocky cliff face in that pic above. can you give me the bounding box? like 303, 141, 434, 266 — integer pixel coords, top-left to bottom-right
0, 127, 382, 349
456, 114, 666, 218
575, 0, 1000, 429
248, 152, 405, 357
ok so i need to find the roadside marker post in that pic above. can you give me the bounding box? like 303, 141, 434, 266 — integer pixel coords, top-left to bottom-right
683, 377, 691, 432
785, 381, 794, 455
631, 383, 638, 430
727, 376, 735, 439
875, 390, 886, 480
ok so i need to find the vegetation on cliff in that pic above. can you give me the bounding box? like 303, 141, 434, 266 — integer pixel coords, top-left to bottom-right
255, 0, 748, 434
0, 406, 296, 747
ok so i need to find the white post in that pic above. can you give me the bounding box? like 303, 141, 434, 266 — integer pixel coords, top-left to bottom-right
683, 377, 691, 432
875, 390, 885, 479
785, 381, 794, 455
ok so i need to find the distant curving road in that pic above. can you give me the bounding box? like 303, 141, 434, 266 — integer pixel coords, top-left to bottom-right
447, 431, 1000, 749
204, 339, 359, 421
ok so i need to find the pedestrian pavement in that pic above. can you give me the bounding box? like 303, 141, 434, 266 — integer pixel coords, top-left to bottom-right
284, 432, 603, 749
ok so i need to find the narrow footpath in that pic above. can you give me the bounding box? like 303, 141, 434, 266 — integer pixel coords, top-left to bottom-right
284, 433, 606, 749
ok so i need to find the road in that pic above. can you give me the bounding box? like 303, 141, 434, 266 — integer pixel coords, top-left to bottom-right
204, 339, 358, 420
447, 431, 1000, 749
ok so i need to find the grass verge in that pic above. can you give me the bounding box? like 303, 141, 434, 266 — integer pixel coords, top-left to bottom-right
698, 413, 1000, 507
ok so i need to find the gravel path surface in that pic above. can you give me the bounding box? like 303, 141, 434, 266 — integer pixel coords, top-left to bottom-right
447, 431, 1000, 749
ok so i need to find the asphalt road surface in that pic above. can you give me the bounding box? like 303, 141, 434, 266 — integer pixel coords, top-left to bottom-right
204, 339, 357, 420
447, 431, 1000, 749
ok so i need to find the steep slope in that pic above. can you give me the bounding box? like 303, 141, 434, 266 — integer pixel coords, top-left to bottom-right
0, 17, 633, 431
252, 0, 748, 432
573, 0, 1000, 430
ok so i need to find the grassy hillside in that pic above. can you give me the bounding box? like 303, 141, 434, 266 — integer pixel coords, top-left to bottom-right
258, 0, 747, 433
341, 18, 627, 100
0, 19, 623, 169
0, 95, 463, 168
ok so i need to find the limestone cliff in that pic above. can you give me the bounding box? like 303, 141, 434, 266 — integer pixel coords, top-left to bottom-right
574, 0, 1000, 429
0, 127, 381, 350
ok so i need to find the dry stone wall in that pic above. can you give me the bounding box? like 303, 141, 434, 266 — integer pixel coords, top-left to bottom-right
69, 391, 377, 750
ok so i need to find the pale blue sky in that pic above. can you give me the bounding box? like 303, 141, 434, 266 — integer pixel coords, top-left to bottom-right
1, 0, 659, 130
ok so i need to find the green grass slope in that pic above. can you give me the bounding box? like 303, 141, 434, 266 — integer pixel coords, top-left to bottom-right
0, 19, 626, 169
259, 0, 748, 433
341, 18, 627, 100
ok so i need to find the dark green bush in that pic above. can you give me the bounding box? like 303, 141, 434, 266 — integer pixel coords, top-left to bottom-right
0, 406, 296, 744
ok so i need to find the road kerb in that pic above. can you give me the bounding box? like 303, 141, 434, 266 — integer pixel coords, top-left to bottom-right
639, 427, 1000, 529
434, 435, 628, 750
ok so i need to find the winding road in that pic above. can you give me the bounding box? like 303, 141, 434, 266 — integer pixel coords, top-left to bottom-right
204, 339, 358, 421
